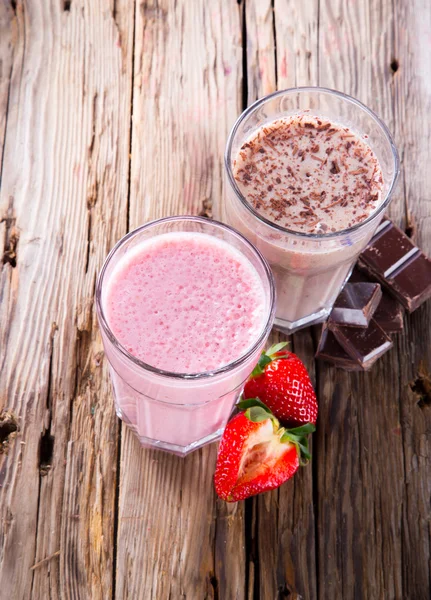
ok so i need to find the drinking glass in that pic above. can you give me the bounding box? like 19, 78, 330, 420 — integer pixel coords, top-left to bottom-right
96, 216, 275, 456
225, 87, 399, 333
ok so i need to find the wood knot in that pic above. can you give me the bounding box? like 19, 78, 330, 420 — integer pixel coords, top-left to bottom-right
0, 410, 19, 454
410, 361, 431, 408
2, 227, 19, 267
390, 59, 399, 74
199, 198, 213, 219
2, 196, 19, 268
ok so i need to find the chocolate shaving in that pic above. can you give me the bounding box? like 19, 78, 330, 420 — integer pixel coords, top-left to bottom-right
330, 160, 341, 174
325, 196, 344, 208
232, 113, 384, 234
311, 154, 326, 163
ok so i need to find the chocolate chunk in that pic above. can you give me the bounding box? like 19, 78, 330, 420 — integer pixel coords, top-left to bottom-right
348, 266, 373, 284
330, 282, 382, 328
328, 319, 393, 368
348, 267, 404, 332
358, 220, 431, 312
372, 292, 404, 333
389, 252, 431, 311
315, 325, 368, 371
361, 220, 418, 278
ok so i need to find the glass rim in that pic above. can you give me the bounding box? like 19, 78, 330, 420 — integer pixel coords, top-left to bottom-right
224, 86, 400, 240
96, 215, 276, 381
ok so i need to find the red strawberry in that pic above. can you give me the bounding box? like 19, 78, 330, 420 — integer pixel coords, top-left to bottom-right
243, 342, 318, 427
214, 403, 314, 502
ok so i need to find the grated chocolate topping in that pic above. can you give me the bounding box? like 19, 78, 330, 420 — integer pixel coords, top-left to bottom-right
233, 115, 384, 234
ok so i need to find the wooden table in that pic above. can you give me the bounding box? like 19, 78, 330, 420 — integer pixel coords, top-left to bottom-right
1, 1, 430, 598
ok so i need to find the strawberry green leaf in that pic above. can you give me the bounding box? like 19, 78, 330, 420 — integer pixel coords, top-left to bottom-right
280, 423, 314, 465
286, 423, 316, 435
237, 397, 271, 412
250, 341, 290, 377
266, 341, 289, 356
245, 406, 273, 423
281, 432, 301, 443
250, 354, 272, 377
297, 441, 311, 463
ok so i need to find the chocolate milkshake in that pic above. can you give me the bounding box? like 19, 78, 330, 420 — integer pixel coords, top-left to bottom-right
233, 115, 384, 234
225, 88, 399, 333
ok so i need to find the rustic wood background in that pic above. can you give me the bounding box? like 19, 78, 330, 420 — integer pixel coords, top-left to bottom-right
1, 1, 430, 599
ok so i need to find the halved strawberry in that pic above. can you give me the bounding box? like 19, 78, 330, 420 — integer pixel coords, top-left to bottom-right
214, 401, 315, 502
243, 342, 318, 427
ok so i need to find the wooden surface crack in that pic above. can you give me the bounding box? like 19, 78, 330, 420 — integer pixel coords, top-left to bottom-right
241, 0, 248, 110
1, 197, 18, 268
0, 60, 14, 180
126, 0, 137, 234
271, 0, 277, 90
39, 327, 56, 476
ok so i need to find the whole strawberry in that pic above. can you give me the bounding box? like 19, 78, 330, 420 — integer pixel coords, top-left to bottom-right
243, 342, 318, 427
214, 401, 315, 502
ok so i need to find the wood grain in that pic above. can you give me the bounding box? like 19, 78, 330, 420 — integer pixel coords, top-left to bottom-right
244, 2, 319, 598
0, 0, 430, 599
392, 1, 431, 597
0, 1, 133, 598
315, 0, 430, 598
0, 1, 14, 170
115, 1, 244, 598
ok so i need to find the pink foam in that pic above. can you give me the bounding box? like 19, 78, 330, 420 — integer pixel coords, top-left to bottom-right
105, 232, 266, 373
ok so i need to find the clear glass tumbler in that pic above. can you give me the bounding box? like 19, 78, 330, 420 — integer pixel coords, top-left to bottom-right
96, 216, 275, 456
225, 87, 400, 334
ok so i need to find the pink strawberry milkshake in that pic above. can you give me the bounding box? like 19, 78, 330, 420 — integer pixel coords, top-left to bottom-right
96, 217, 275, 455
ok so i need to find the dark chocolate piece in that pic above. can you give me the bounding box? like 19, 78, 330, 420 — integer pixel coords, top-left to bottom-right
330, 282, 382, 328
372, 292, 404, 333
328, 319, 393, 368
315, 325, 368, 371
358, 220, 431, 312
389, 252, 431, 312
349, 266, 376, 284
348, 267, 404, 332
361, 220, 419, 278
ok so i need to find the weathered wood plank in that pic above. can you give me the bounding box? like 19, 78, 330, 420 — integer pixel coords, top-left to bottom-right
0, 1, 133, 599
115, 2, 244, 598
244, 1, 319, 598
392, 0, 431, 597
274, 0, 319, 90
315, 0, 430, 598
315, 1, 404, 598
0, 1, 15, 169
245, 0, 276, 103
